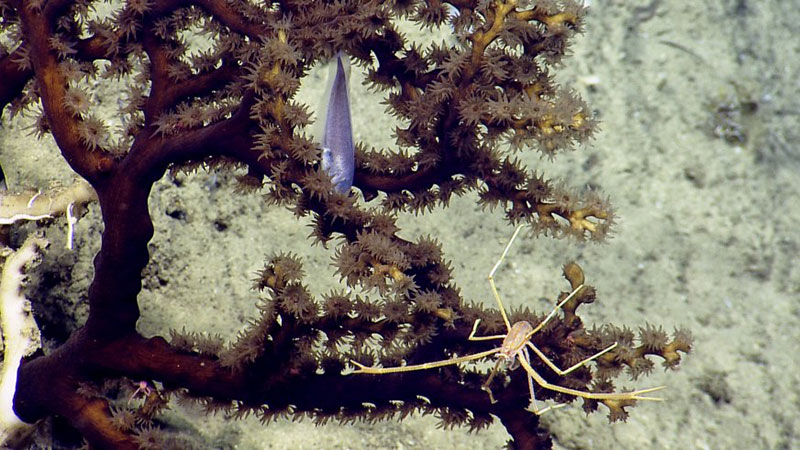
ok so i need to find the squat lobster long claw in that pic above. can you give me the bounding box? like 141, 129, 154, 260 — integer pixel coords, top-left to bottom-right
516, 355, 666, 402
350, 348, 501, 375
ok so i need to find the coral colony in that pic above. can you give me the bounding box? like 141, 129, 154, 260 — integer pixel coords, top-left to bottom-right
0, 1, 691, 449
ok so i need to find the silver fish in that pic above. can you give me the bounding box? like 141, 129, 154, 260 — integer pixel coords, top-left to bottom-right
0, 159, 6, 191
320, 53, 355, 194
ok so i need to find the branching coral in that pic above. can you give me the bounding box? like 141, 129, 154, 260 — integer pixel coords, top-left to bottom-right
0, 1, 690, 449
0, 236, 46, 446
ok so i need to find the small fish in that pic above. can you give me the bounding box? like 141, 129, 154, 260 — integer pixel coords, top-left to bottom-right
0, 159, 6, 191
319, 52, 355, 194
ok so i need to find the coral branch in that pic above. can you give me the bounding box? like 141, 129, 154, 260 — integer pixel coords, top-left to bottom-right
12, 0, 115, 181
0, 179, 96, 225
0, 237, 45, 446
0, 1, 690, 448
0, 49, 32, 117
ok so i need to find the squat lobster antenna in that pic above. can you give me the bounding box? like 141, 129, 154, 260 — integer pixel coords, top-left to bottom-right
488, 223, 525, 330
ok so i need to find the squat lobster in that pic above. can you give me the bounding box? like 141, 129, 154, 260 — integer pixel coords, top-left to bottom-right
351, 225, 664, 414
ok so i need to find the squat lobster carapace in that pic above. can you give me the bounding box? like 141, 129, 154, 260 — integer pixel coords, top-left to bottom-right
351, 225, 665, 415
